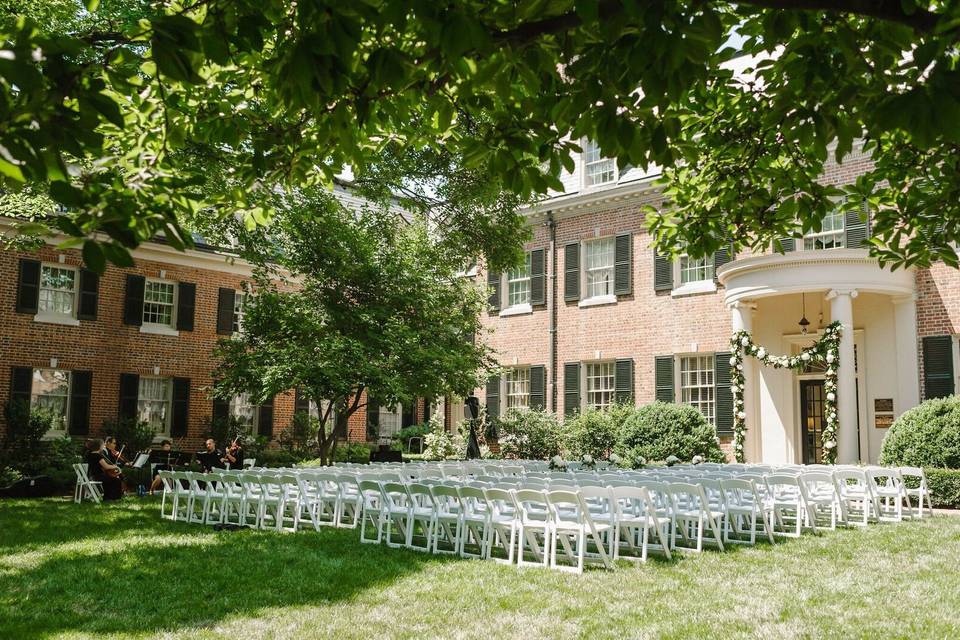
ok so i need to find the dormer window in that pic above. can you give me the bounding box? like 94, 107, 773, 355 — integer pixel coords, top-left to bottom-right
583, 140, 617, 187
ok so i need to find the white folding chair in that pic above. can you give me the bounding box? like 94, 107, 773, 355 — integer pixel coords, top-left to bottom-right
457, 486, 490, 559
800, 472, 840, 530
866, 468, 905, 522
610, 485, 671, 561
429, 485, 463, 554
899, 467, 933, 518
74, 463, 103, 504
667, 482, 725, 552
405, 483, 436, 552
720, 478, 774, 545
513, 489, 552, 568
483, 488, 519, 564
358, 479, 386, 544
833, 468, 874, 526
765, 474, 814, 537
546, 489, 613, 573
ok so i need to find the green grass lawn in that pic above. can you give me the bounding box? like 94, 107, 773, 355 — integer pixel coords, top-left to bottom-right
1, 499, 959, 639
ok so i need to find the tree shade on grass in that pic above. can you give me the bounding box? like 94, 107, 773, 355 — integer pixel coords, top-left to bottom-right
1, 499, 959, 639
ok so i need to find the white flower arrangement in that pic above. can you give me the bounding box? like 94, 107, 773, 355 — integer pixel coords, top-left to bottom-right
582, 454, 594, 464
691, 454, 704, 465
609, 452, 622, 465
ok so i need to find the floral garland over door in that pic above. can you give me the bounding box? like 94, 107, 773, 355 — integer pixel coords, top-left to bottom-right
729, 321, 842, 464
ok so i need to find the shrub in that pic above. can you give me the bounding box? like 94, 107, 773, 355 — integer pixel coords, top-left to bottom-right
562, 408, 618, 460
879, 397, 960, 468
424, 430, 457, 460
2, 402, 55, 466
392, 424, 430, 451
924, 468, 960, 509
0, 466, 22, 487
279, 411, 319, 454
103, 417, 156, 455
496, 409, 561, 460
255, 448, 313, 467
614, 402, 725, 467
332, 443, 373, 463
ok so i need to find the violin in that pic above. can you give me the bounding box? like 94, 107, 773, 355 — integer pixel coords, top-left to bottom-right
221, 437, 240, 467
105, 445, 128, 479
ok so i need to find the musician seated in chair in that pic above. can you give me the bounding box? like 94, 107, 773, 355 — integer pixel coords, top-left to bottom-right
197, 438, 224, 473
221, 438, 244, 470
86, 438, 123, 501
149, 439, 174, 495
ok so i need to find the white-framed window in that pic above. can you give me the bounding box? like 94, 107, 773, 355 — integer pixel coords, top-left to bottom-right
506, 253, 532, 307
505, 367, 531, 410
803, 209, 845, 250
583, 237, 615, 299
679, 255, 714, 284
585, 362, 615, 410
31, 368, 71, 431
680, 355, 715, 425
229, 392, 258, 431
38, 265, 77, 318
143, 279, 176, 327
378, 404, 403, 439
583, 140, 617, 187
138, 377, 172, 434
232, 291, 247, 333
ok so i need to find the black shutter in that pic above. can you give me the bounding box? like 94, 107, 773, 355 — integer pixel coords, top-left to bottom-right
564, 242, 580, 301
653, 250, 673, 292
485, 375, 501, 419
845, 199, 871, 249
402, 403, 415, 428
563, 362, 580, 417
530, 249, 546, 305
922, 336, 955, 399
212, 397, 230, 423
335, 412, 348, 438
714, 352, 733, 434
614, 234, 632, 296
487, 270, 501, 312
171, 377, 190, 437
176, 282, 196, 331
118, 373, 140, 420
713, 245, 733, 282
529, 365, 546, 410
294, 388, 311, 414
614, 358, 634, 404
122, 275, 145, 326
77, 269, 99, 321
775, 237, 796, 253
9, 367, 33, 409
15, 259, 40, 314
655, 356, 675, 402
258, 395, 275, 438
216, 288, 236, 335
68, 371, 93, 435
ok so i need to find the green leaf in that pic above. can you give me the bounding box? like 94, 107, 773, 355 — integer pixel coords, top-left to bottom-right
49, 181, 85, 207
82, 240, 106, 273
84, 0, 100, 10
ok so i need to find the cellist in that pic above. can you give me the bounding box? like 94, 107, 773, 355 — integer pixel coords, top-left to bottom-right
85, 438, 123, 500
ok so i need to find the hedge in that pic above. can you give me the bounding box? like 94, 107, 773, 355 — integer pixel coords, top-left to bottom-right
906, 468, 960, 509
879, 396, 960, 468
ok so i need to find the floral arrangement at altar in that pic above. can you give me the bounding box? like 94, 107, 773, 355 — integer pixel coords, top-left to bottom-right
729, 321, 842, 463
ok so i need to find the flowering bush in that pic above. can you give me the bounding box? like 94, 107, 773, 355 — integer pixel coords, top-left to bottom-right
495, 409, 561, 459
424, 430, 457, 460
549, 455, 567, 471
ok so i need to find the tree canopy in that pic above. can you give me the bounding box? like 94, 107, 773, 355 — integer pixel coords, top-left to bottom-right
212, 189, 493, 463
2, 0, 960, 269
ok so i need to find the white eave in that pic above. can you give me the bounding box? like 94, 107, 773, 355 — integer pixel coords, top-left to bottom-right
523, 174, 663, 223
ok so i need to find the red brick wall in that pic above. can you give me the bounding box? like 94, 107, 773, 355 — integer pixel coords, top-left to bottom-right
0, 242, 376, 447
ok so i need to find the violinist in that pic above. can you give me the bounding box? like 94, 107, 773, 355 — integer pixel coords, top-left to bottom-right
86, 438, 123, 500
222, 438, 244, 470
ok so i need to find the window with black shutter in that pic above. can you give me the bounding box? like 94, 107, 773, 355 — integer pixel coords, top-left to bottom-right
9, 367, 33, 410
614, 234, 632, 296
366, 397, 380, 440
654, 356, 675, 402
258, 395, 275, 438
564, 242, 580, 302
216, 288, 236, 335
487, 270, 501, 312
294, 388, 311, 415
844, 199, 871, 249
530, 249, 546, 306
529, 365, 546, 410
122, 275, 146, 326
485, 375, 501, 419
16, 259, 41, 314
922, 336, 955, 399
563, 362, 580, 417
653, 250, 672, 292
614, 358, 634, 404
77, 269, 99, 321
171, 378, 190, 437
68, 371, 93, 435
714, 352, 734, 434
713, 245, 733, 283
212, 397, 230, 423
176, 282, 196, 331
118, 373, 140, 420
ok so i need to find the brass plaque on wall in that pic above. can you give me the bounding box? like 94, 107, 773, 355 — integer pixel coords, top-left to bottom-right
875, 414, 894, 429
874, 398, 894, 413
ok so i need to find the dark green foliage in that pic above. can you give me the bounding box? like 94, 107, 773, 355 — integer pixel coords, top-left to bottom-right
922, 468, 960, 509
496, 409, 561, 460
614, 402, 726, 467
279, 412, 319, 455
879, 397, 960, 469
102, 417, 156, 455
562, 408, 619, 460
392, 424, 430, 450
332, 444, 374, 464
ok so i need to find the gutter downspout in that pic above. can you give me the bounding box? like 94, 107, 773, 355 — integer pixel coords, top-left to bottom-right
546, 212, 558, 413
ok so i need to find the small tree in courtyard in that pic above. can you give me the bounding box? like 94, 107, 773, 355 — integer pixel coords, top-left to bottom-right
213, 192, 494, 465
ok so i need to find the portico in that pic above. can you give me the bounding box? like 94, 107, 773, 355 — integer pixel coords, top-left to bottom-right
718, 250, 918, 464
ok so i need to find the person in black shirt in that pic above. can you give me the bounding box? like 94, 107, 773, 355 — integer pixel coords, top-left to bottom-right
196, 438, 224, 473
149, 440, 175, 495
222, 439, 244, 470
85, 438, 123, 501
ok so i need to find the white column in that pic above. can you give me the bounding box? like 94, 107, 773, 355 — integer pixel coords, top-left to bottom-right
731, 301, 758, 461
893, 295, 921, 413
828, 289, 859, 464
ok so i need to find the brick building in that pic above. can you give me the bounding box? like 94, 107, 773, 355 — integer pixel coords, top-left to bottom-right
0, 220, 432, 449
477, 141, 960, 464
